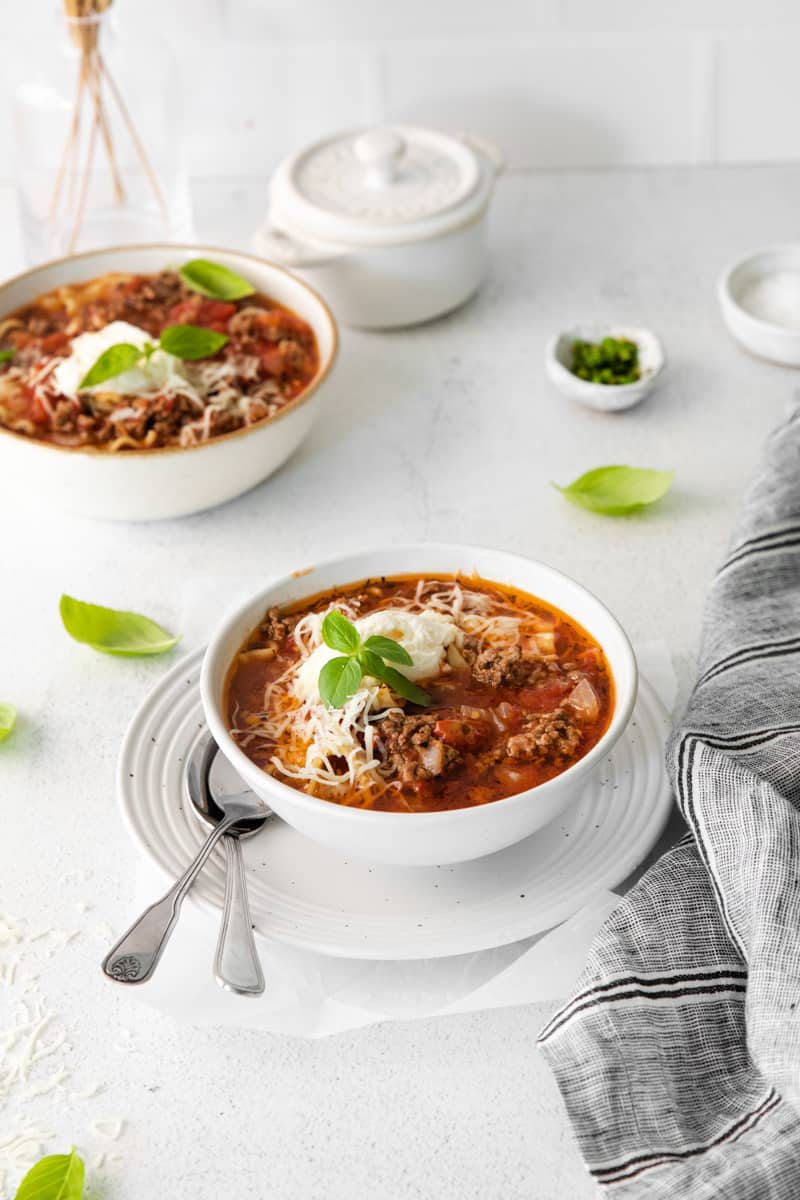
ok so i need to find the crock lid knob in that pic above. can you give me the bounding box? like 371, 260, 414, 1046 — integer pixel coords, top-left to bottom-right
354, 129, 406, 190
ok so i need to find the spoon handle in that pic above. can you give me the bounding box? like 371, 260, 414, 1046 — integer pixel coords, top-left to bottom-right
214, 835, 265, 996
102, 814, 235, 984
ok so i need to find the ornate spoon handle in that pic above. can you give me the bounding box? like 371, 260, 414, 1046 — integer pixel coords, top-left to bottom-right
102, 813, 236, 984
214, 835, 265, 996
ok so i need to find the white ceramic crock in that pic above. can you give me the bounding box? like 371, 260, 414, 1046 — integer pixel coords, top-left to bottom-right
200, 543, 638, 867
254, 126, 505, 329
0, 245, 338, 521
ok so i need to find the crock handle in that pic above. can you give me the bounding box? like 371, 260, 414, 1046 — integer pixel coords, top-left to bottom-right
252, 225, 349, 269
457, 132, 507, 175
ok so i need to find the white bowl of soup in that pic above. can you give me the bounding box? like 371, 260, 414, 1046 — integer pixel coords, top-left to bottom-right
201, 544, 638, 866
0, 245, 337, 521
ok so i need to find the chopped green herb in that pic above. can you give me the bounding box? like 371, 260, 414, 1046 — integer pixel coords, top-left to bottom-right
571, 336, 640, 385
178, 258, 255, 301
318, 610, 431, 709
554, 465, 674, 516
0, 348, 15, 365
60, 594, 180, 657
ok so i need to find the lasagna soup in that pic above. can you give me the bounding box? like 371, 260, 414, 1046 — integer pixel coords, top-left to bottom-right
227, 575, 614, 814
0, 268, 318, 450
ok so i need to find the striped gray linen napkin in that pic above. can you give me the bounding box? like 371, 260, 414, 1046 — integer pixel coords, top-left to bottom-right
538, 408, 800, 1197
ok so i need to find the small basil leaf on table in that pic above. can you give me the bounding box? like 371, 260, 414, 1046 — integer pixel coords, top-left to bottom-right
178, 258, 256, 301
79, 342, 142, 389
553, 465, 674, 516
361, 634, 413, 666
60, 595, 180, 657
14, 1146, 85, 1200
359, 650, 431, 706
319, 655, 362, 708
0, 702, 16, 743
0, 348, 15, 364
321, 610, 361, 655
159, 324, 228, 360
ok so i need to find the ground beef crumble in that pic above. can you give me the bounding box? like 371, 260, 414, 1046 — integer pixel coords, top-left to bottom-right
472, 644, 546, 688
377, 712, 462, 783
505, 708, 582, 764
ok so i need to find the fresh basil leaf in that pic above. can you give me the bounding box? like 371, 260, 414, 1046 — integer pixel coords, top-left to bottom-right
319, 654, 362, 708
0, 348, 14, 364
60, 595, 180, 657
14, 1146, 84, 1200
159, 324, 228, 360
0, 702, 16, 743
178, 259, 255, 301
79, 343, 142, 389
360, 650, 431, 707
321, 610, 361, 655
553, 465, 674, 516
362, 634, 413, 666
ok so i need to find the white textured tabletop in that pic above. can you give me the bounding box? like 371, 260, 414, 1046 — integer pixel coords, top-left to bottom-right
3, 164, 800, 1199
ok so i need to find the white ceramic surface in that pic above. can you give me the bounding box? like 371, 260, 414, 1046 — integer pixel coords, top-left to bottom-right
200, 544, 638, 867
0, 245, 338, 521
718, 244, 800, 366
546, 324, 665, 411
121, 648, 670, 959
254, 127, 504, 328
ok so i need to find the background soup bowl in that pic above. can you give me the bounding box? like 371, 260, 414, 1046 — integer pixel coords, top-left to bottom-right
201, 544, 638, 867
0, 244, 338, 522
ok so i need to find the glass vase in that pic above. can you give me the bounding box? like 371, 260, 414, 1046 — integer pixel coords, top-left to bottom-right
12, 6, 194, 265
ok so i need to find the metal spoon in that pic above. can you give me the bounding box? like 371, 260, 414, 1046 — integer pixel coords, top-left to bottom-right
185, 732, 270, 996
102, 738, 270, 987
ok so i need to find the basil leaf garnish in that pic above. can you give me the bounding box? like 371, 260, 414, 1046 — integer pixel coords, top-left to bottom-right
322, 610, 361, 655
178, 259, 255, 301
0, 348, 14, 364
553, 465, 674, 516
60, 595, 180, 657
13, 1146, 85, 1200
159, 324, 228, 360
0, 702, 16, 744
319, 654, 362, 709
360, 651, 431, 706
79, 343, 142, 389
362, 634, 413, 666
315, 608, 430, 708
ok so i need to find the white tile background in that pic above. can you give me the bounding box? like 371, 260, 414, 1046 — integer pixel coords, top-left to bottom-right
1, 0, 799, 178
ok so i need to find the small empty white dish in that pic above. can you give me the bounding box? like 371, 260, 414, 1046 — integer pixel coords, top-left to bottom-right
545, 325, 665, 412
718, 244, 800, 366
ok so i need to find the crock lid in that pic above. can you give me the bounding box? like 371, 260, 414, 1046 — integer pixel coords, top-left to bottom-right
269, 126, 494, 248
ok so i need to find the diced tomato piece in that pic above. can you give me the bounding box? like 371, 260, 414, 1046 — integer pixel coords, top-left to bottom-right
256, 343, 285, 376
576, 648, 602, 671
28, 389, 50, 424
168, 298, 236, 332
518, 678, 572, 714
40, 331, 71, 354
434, 718, 492, 751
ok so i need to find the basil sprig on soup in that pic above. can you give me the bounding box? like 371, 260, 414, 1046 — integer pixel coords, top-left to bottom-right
226, 574, 614, 814
0, 260, 318, 451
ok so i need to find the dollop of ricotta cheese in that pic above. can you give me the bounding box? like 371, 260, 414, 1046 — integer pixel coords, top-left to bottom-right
293, 608, 461, 705
53, 321, 189, 400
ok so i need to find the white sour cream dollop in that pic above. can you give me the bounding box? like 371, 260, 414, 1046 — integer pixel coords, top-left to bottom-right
53, 321, 189, 400
293, 608, 461, 704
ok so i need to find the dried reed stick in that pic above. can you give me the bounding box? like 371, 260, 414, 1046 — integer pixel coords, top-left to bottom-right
51, 0, 168, 251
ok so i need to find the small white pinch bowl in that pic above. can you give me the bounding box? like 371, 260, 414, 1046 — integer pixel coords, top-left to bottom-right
718, 244, 800, 366
201, 543, 638, 867
546, 325, 665, 412
0, 244, 338, 521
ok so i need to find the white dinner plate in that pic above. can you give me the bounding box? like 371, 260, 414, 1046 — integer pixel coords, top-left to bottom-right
118, 648, 673, 960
